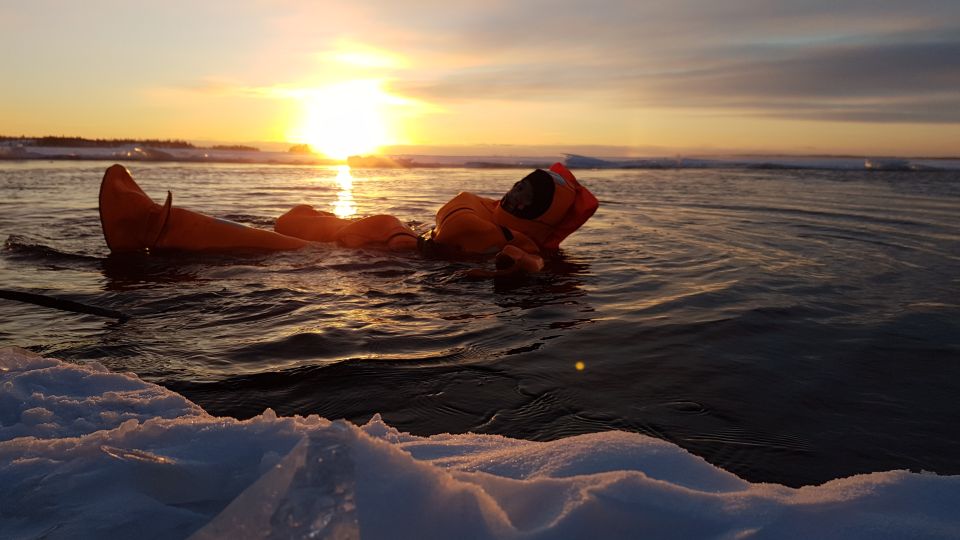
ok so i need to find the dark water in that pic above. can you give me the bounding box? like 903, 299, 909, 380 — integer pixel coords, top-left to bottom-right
2, 160, 959, 487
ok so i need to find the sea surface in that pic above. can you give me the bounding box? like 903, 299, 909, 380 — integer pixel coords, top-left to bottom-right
1, 160, 958, 487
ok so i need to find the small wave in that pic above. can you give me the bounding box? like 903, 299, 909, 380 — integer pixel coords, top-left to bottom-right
566, 153, 960, 171
3, 235, 102, 263
218, 214, 277, 228
681, 427, 813, 454
684, 201, 942, 232
165, 359, 519, 425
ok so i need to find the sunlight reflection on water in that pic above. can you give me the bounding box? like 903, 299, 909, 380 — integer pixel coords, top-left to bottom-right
332, 165, 356, 218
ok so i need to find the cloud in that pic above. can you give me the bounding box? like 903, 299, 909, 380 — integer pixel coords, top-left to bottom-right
630, 39, 960, 122
653, 41, 960, 98
758, 96, 960, 124
390, 25, 960, 124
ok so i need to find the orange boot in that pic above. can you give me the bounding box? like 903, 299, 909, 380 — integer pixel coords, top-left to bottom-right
99, 164, 173, 252
98, 164, 309, 253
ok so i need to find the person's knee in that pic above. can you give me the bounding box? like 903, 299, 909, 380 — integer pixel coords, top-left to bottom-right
276, 206, 347, 241
277, 205, 334, 221
334, 214, 411, 247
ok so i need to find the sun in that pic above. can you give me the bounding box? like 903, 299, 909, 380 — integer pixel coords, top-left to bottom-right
289, 80, 399, 160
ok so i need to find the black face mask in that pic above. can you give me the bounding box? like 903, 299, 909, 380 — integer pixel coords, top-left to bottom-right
501, 169, 555, 220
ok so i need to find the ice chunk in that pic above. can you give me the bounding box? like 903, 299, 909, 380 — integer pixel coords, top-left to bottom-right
2, 347, 959, 539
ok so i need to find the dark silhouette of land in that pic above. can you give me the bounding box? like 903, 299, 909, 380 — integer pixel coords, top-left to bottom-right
0, 135, 196, 149
0, 135, 259, 151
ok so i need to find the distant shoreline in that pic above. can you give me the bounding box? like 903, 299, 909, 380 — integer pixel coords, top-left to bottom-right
0, 135, 260, 152
2, 135, 959, 162
1, 137, 959, 171
3, 153, 959, 172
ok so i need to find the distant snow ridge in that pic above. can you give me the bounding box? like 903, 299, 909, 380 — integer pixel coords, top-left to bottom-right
2, 347, 959, 539
564, 153, 960, 171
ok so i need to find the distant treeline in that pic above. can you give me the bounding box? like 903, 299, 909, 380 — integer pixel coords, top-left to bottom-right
0, 136, 260, 151
209, 144, 260, 152
1, 135, 195, 148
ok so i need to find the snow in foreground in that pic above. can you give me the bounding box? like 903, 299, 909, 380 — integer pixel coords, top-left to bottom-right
1, 347, 958, 539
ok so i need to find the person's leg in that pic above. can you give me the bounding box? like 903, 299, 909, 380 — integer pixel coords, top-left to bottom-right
154, 206, 309, 251
276, 204, 417, 251
334, 215, 418, 251
99, 164, 309, 253
274, 205, 351, 243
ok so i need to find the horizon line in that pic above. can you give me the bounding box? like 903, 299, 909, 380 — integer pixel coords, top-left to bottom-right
2, 134, 958, 160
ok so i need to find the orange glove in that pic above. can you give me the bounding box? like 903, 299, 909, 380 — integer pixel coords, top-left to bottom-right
462, 245, 544, 279
496, 245, 544, 273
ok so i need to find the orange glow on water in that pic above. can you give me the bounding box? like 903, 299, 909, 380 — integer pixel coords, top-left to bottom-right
332, 165, 356, 218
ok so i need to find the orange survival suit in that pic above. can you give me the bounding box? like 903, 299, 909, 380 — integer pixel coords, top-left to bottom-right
98, 163, 597, 272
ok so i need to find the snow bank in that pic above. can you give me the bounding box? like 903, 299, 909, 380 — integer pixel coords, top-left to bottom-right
2, 347, 958, 539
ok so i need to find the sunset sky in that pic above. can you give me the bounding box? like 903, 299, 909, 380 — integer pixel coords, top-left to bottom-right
2, 0, 958, 157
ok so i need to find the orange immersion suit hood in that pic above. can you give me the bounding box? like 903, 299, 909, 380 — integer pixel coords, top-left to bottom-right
494, 163, 599, 251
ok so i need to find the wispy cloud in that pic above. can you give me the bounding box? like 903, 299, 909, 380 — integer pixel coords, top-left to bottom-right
392, 25, 960, 123
634, 38, 960, 122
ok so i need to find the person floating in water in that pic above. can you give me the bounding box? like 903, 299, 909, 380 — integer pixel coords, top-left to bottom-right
98, 163, 598, 275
